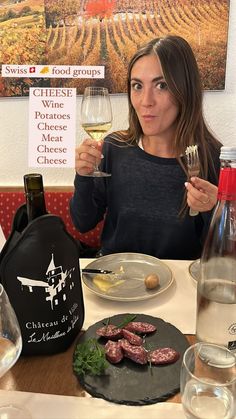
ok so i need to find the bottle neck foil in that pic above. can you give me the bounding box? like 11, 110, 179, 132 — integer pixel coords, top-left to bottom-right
218, 167, 236, 201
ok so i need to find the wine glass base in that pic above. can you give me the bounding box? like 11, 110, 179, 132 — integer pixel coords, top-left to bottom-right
83, 171, 112, 178
0, 405, 32, 419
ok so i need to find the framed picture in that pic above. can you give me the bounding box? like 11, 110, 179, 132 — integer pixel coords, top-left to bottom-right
0, 0, 230, 97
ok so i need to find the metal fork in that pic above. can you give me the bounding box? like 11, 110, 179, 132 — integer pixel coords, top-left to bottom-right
185, 145, 200, 216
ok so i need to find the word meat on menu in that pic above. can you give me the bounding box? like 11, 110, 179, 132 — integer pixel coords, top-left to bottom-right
28, 87, 77, 168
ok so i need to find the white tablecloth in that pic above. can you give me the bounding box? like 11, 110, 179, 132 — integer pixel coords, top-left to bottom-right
0, 390, 185, 419
0, 225, 5, 251
80, 258, 197, 334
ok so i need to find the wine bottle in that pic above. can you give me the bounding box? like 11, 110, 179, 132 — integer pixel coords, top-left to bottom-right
24, 173, 47, 222
196, 146, 236, 352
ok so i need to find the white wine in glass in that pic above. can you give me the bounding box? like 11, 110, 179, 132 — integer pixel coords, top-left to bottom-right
0, 284, 32, 419
81, 86, 112, 177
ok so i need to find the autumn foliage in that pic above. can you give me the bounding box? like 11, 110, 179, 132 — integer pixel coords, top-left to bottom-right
85, 0, 116, 18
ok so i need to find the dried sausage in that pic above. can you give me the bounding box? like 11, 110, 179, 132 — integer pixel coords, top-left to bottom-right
124, 321, 156, 334
96, 324, 122, 340
148, 347, 180, 365
105, 340, 124, 363
120, 339, 148, 365
122, 329, 143, 346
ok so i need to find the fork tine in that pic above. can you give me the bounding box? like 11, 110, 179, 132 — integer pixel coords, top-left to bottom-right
185, 145, 197, 157
185, 145, 200, 216
185, 145, 199, 170
193, 146, 199, 166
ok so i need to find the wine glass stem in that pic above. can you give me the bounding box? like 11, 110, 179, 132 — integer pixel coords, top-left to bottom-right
93, 140, 103, 173
94, 160, 99, 172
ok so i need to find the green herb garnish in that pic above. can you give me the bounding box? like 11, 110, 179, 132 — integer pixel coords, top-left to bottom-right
102, 317, 110, 327
102, 314, 136, 329
144, 341, 155, 376
73, 338, 109, 376
116, 314, 137, 328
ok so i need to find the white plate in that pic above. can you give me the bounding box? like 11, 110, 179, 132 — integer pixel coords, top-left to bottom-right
188, 259, 200, 282
82, 252, 173, 301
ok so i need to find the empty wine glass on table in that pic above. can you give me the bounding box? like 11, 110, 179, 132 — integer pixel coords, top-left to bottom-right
0, 284, 32, 418
80, 86, 112, 177
180, 342, 236, 419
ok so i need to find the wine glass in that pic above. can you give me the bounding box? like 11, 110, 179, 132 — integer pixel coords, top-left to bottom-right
0, 284, 32, 418
180, 342, 236, 419
80, 86, 112, 177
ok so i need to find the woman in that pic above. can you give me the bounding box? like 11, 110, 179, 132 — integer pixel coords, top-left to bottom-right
70, 35, 222, 259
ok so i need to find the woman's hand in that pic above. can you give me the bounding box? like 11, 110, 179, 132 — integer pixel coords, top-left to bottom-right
185, 177, 218, 213
75, 139, 103, 176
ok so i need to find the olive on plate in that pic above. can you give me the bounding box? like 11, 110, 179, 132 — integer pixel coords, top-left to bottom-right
144, 273, 160, 290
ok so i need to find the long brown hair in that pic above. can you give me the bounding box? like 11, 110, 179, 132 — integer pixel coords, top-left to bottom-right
111, 35, 222, 183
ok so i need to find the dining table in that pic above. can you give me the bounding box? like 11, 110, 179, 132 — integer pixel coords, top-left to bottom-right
0, 257, 197, 418
0, 225, 5, 252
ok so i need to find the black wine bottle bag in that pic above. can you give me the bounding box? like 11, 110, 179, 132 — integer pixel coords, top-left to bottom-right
0, 205, 84, 356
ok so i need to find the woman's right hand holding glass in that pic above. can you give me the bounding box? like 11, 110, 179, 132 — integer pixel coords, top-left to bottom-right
75, 139, 103, 176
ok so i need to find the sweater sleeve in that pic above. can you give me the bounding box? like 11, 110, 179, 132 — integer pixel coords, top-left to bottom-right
70, 174, 107, 233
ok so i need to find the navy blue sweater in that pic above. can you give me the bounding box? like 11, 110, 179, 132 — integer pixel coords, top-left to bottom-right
70, 138, 220, 260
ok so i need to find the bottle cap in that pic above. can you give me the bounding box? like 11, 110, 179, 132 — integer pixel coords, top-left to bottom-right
220, 146, 236, 160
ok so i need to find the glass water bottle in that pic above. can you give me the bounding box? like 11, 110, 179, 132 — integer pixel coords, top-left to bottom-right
196, 146, 236, 352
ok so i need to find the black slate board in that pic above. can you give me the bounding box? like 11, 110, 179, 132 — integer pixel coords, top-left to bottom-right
73, 313, 189, 406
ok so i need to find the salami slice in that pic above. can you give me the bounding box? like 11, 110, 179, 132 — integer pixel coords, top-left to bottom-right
148, 347, 180, 365
105, 340, 124, 364
124, 321, 156, 334
96, 324, 122, 340
120, 339, 148, 365
121, 329, 143, 346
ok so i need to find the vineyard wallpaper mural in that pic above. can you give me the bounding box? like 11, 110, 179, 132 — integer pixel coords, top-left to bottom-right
0, 0, 230, 97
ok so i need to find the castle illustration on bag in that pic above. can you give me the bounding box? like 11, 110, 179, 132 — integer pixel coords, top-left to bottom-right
17, 253, 76, 310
